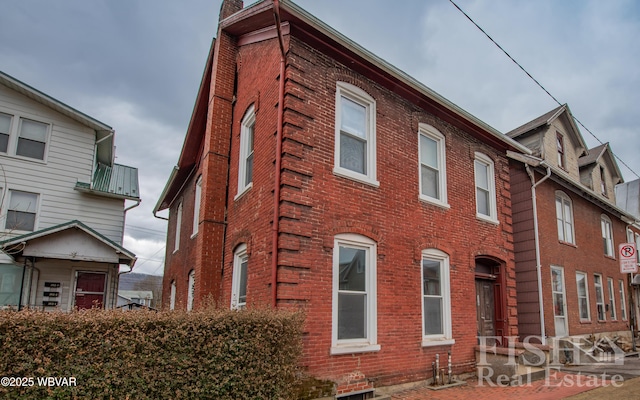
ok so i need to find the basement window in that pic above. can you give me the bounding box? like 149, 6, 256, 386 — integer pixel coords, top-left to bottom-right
336, 389, 375, 400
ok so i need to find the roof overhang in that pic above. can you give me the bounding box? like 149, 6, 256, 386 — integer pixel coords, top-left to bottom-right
0, 71, 115, 165
507, 150, 638, 224
222, 0, 531, 154
0, 220, 136, 267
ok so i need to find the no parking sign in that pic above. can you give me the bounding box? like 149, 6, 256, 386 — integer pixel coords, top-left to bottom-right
619, 243, 638, 273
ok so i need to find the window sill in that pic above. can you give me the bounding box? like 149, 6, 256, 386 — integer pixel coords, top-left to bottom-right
476, 213, 499, 225
330, 343, 381, 355
422, 338, 455, 348
558, 240, 577, 248
604, 254, 616, 261
190, 232, 198, 239
418, 195, 450, 209
234, 183, 253, 201
579, 320, 592, 324
333, 168, 379, 188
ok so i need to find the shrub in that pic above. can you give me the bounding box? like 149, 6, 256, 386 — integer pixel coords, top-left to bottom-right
0, 307, 303, 399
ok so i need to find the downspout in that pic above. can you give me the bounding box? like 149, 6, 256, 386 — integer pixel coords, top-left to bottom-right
271, 0, 286, 308
525, 163, 551, 345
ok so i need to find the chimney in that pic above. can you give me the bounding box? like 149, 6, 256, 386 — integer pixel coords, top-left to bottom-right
219, 0, 243, 21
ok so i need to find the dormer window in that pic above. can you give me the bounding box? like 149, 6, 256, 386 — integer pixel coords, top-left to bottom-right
556, 132, 565, 169
599, 166, 607, 197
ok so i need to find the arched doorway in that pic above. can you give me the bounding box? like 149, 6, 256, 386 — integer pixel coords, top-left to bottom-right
475, 257, 507, 345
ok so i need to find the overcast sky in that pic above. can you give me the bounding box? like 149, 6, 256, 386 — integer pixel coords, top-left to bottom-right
1, 0, 639, 275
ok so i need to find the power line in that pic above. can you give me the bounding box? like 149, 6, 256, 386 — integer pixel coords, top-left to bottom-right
448, 0, 640, 180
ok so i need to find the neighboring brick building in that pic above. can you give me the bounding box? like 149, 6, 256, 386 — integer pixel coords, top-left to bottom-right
154, 0, 531, 394
508, 104, 638, 343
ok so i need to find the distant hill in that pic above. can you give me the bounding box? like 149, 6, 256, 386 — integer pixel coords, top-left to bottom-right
119, 273, 163, 308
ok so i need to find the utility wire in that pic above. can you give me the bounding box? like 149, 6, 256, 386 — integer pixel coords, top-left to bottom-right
448, 0, 640, 180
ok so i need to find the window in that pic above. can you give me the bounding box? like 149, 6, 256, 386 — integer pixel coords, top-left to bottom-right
607, 277, 617, 320
169, 280, 176, 310
576, 272, 590, 321
555, 191, 575, 244
601, 215, 614, 257
174, 202, 182, 252
5, 190, 38, 231
0, 112, 11, 153
600, 166, 607, 197
594, 274, 605, 321
332, 233, 378, 354
418, 124, 447, 206
474, 153, 497, 221
551, 266, 568, 337
556, 132, 565, 169
237, 105, 255, 196
17, 118, 48, 160
231, 244, 248, 309
192, 177, 202, 237
334, 82, 377, 186
636, 233, 640, 264
187, 270, 195, 311
421, 249, 453, 346
619, 280, 627, 320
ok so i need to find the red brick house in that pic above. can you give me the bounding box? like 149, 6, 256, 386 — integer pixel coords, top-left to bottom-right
508, 104, 639, 344
154, 0, 531, 395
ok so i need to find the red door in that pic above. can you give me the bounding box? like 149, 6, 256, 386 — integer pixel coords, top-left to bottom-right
74, 272, 106, 310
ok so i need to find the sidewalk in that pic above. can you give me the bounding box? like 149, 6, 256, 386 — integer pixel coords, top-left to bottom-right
385, 372, 640, 400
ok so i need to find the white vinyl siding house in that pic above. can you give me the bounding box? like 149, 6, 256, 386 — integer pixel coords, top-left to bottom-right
0, 82, 127, 244
0, 71, 139, 312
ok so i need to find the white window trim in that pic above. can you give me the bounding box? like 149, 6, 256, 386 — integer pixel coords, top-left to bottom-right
173, 201, 182, 253
594, 273, 605, 321
474, 152, 497, 223
333, 82, 379, 187
331, 233, 379, 355
555, 191, 575, 245
418, 124, 448, 208
0, 110, 51, 163
187, 270, 195, 311
601, 215, 614, 257
607, 277, 617, 321
191, 177, 202, 238
619, 279, 627, 321
236, 105, 255, 199
576, 272, 590, 321
421, 248, 454, 347
169, 280, 176, 310
231, 244, 248, 310
4, 189, 40, 233
635, 233, 640, 265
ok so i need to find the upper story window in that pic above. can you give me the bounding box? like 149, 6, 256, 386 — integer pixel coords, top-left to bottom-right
334, 82, 378, 186
231, 244, 248, 310
331, 233, 379, 355
474, 153, 497, 222
174, 202, 182, 252
0, 112, 50, 161
5, 190, 38, 232
418, 124, 447, 207
0, 112, 11, 152
192, 177, 202, 237
556, 132, 565, 169
421, 249, 453, 347
601, 215, 614, 257
599, 166, 607, 197
237, 105, 255, 197
555, 191, 575, 244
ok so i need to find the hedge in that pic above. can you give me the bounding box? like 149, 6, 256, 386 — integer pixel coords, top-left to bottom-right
0, 307, 303, 399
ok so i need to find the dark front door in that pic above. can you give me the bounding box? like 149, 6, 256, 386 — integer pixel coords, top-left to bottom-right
74, 272, 106, 310
476, 279, 495, 338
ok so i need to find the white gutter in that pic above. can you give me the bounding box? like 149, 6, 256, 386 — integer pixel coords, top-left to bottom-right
526, 163, 552, 345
